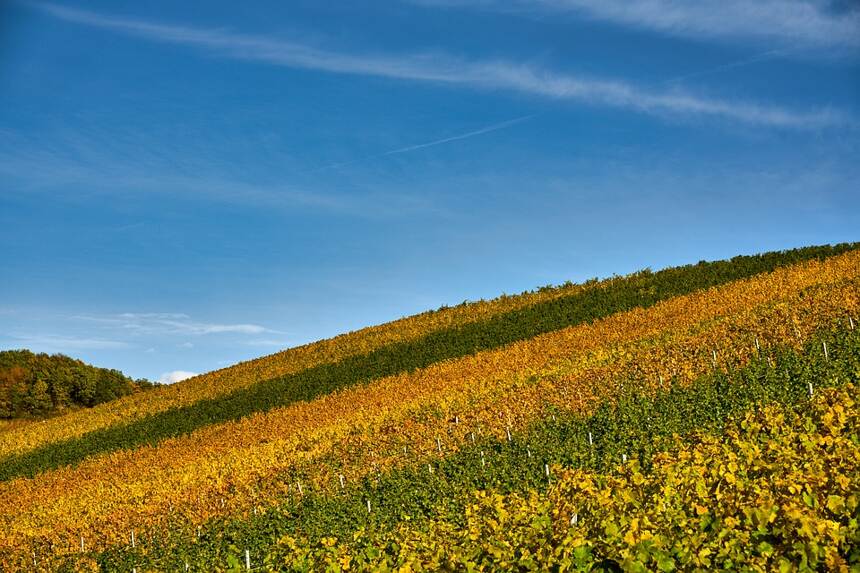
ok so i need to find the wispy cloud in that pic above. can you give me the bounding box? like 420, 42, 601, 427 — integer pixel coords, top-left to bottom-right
414, 0, 860, 51
32, 3, 851, 129
0, 126, 447, 217
318, 115, 534, 171
157, 370, 197, 384
1, 335, 130, 352
73, 312, 275, 336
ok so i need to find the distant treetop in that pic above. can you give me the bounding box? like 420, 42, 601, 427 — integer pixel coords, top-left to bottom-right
0, 350, 156, 419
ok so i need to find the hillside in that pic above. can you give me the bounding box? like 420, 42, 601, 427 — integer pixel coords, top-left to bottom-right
0, 243, 858, 571
0, 350, 155, 420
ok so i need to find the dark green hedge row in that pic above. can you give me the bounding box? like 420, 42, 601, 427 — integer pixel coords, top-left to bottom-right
0, 242, 855, 482
86, 323, 860, 572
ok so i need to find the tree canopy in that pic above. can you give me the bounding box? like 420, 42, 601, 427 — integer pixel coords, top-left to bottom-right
0, 350, 155, 419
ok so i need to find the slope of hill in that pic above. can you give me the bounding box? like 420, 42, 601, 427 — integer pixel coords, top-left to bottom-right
0, 243, 858, 571
0, 350, 155, 420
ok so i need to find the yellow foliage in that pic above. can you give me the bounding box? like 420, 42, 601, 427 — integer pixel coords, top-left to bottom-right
273, 385, 859, 572
0, 251, 858, 559
0, 270, 595, 459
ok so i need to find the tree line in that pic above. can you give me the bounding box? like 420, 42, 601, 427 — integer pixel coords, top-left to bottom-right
0, 350, 155, 419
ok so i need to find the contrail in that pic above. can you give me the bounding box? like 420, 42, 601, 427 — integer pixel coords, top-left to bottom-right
662, 49, 791, 85
382, 115, 534, 156
317, 114, 535, 171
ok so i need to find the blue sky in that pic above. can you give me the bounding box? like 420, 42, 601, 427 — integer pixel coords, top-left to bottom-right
1, 1, 858, 383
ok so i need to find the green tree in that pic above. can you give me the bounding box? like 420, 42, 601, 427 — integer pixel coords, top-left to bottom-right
25, 377, 52, 415
0, 366, 29, 418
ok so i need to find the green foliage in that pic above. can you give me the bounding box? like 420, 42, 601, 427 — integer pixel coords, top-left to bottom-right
1, 243, 854, 481
0, 350, 154, 419
269, 382, 859, 572
91, 324, 860, 571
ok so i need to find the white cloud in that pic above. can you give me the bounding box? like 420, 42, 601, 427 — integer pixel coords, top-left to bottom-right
415, 0, 860, 51
157, 370, 198, 384
74, 312, 273, 336
0, 129, 443, 217
2, 335, 130, 352
32, 3, 852, 129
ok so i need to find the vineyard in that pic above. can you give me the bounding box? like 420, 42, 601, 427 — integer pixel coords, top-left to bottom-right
1, 244, 858, 571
